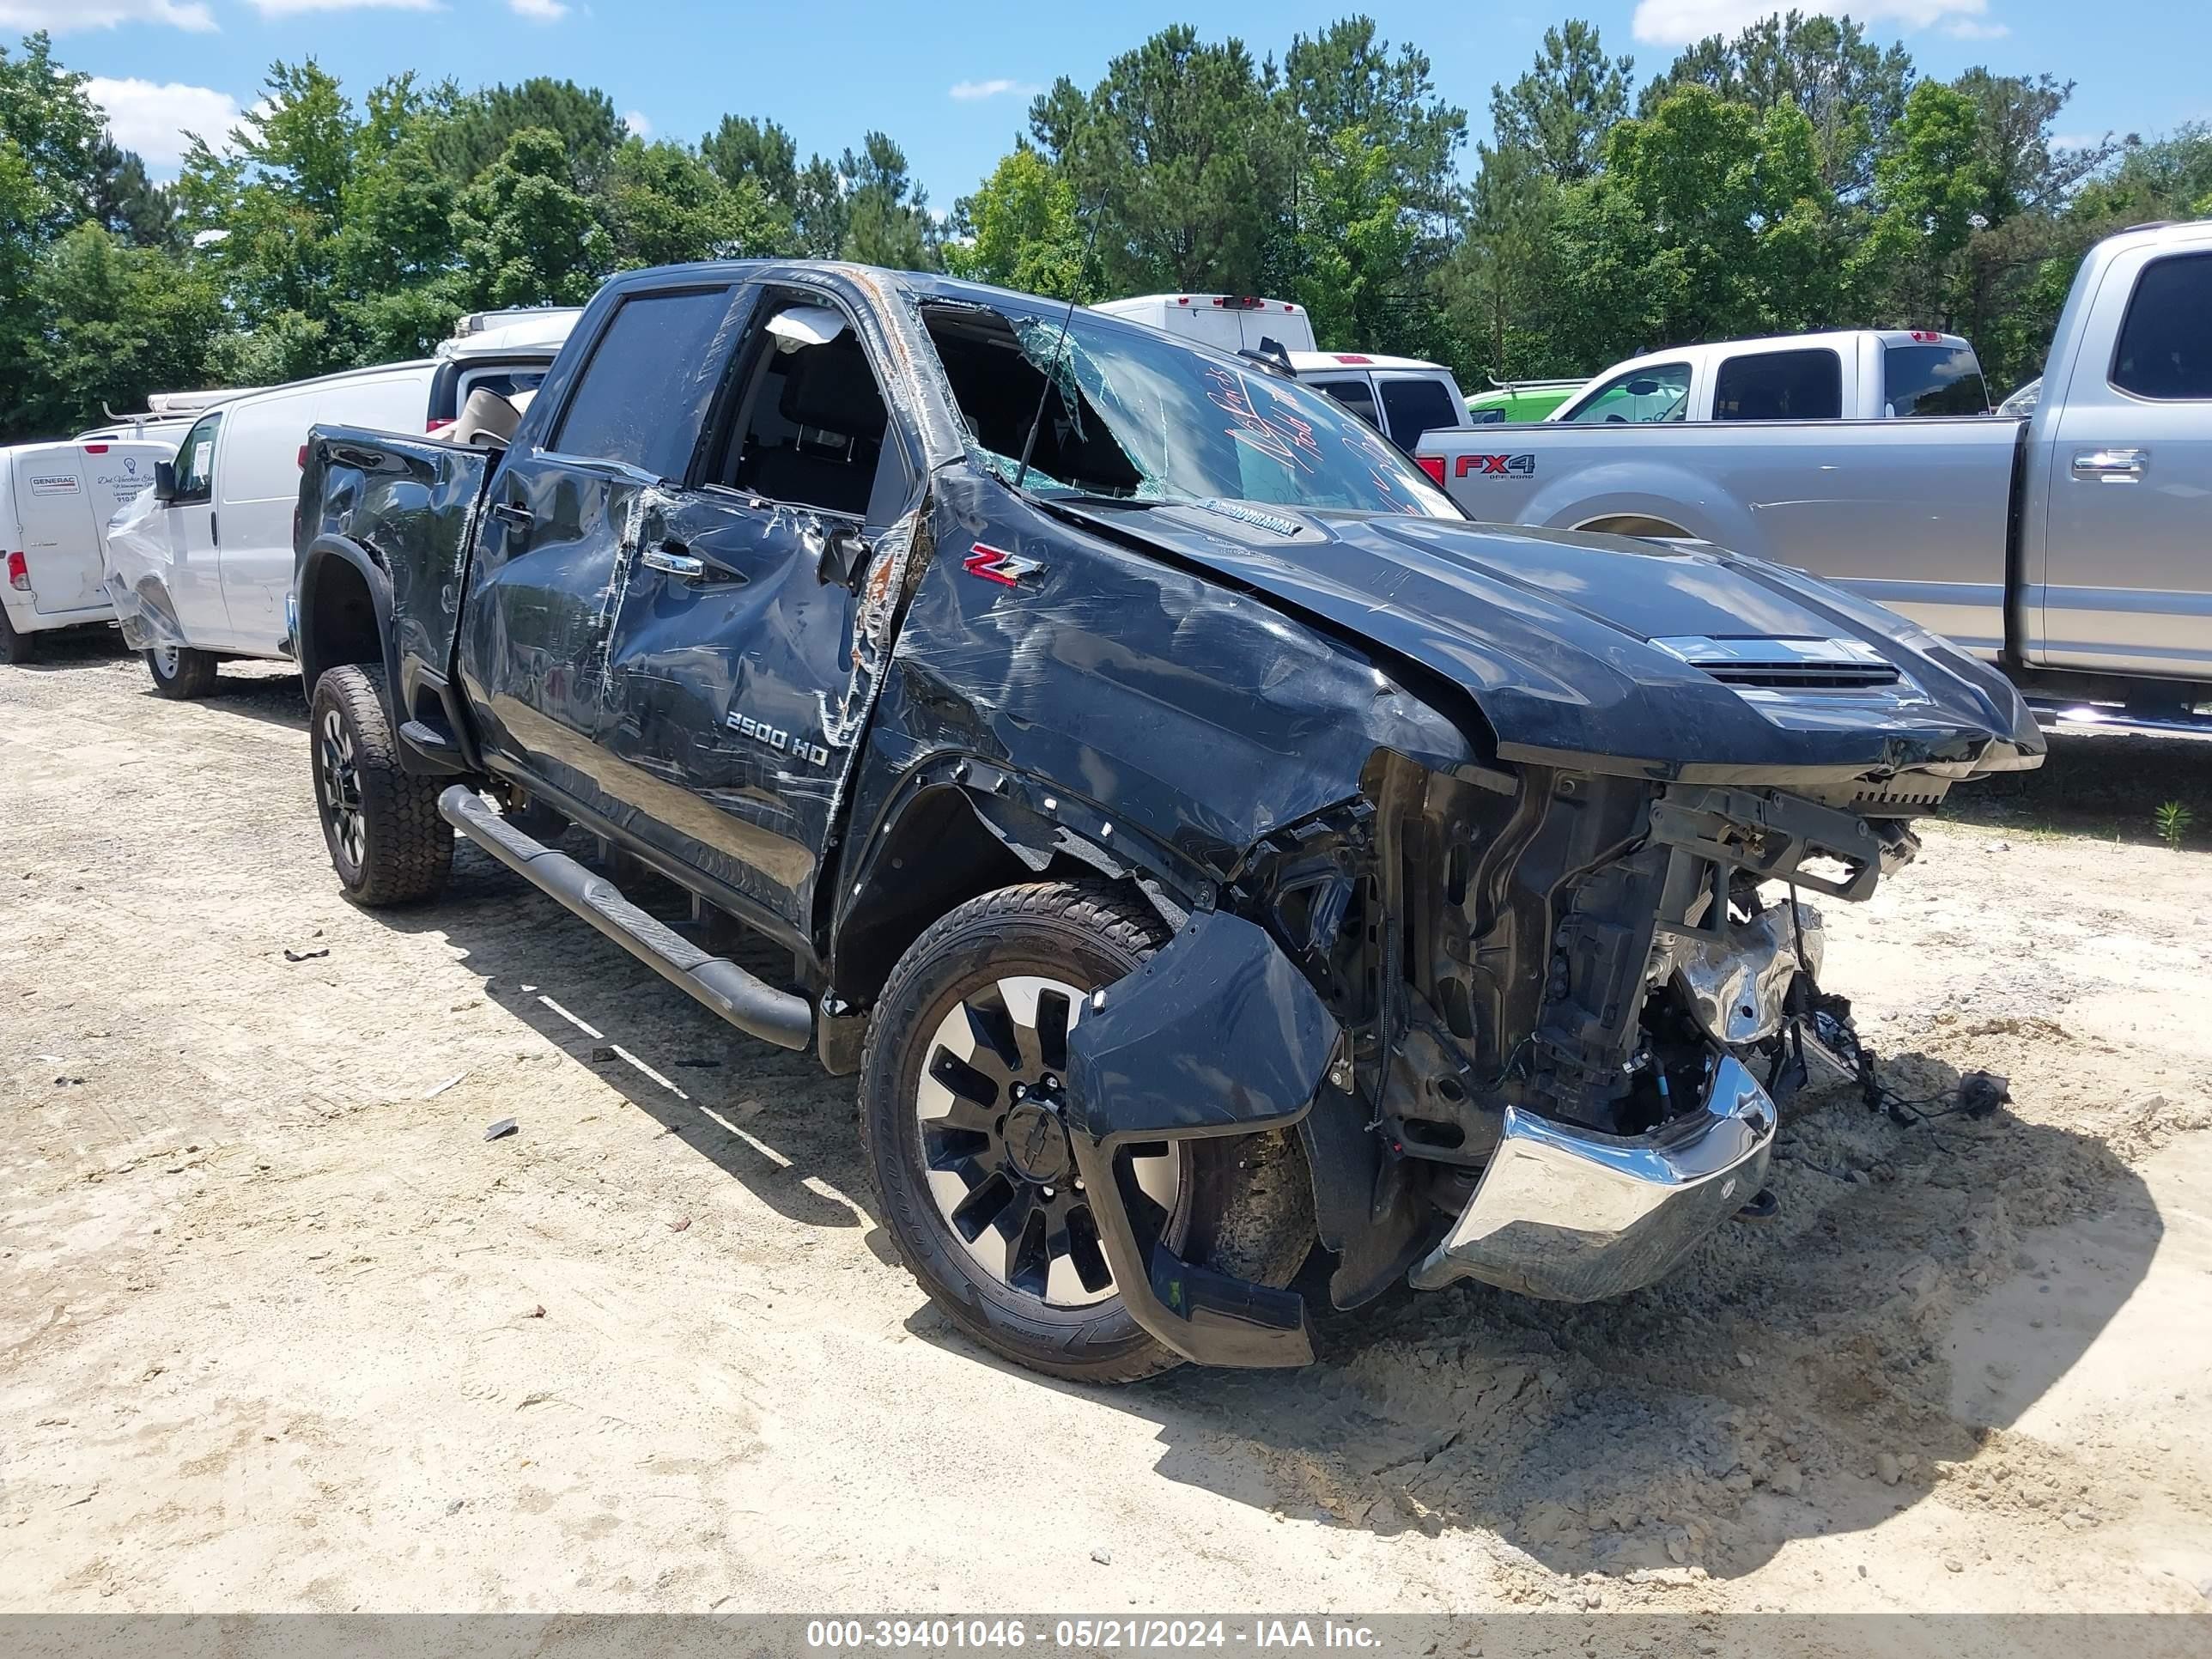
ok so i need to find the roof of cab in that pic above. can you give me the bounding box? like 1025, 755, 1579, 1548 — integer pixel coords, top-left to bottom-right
1287, 350, 1453, 374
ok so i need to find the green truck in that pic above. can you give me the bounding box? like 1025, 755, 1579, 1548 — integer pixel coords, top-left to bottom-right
1461, 375, 1585, 424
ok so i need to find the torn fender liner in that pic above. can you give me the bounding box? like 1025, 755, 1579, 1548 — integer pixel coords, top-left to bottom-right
1409, 1054, 1778, 1302
1065, 910, 1340, 1368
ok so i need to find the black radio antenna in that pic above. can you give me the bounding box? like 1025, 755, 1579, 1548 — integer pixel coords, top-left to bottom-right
1012, 205, 1104, 492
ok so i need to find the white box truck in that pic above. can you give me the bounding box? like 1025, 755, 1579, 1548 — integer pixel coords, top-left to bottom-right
0, 439, 172, 664
1091, 293, 1319, 356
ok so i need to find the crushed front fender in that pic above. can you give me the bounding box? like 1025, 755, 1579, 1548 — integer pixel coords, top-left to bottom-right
1065, 909, 1340, 1368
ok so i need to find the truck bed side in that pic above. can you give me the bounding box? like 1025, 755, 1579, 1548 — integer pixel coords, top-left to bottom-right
295, 424, 493, 700
1420, 416, 2026, 659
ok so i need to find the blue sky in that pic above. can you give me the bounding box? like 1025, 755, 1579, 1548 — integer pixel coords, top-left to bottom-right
21, 0, 2209, 199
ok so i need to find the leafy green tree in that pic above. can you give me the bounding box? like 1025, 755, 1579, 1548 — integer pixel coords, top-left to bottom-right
1641, 9, 1911, 197
701, 114, 798, 208
1442, 143, 1564, 379
1602, 86, 1840, 342
178, 60, 358, 374
945, 145, 1091, 297
1858, 80, 1996, 326
453, 125, 613, 307
1489, 21, 1633, 184
0, 32, 105, 239
10, 222, 221, 434
1282, 17, 1463, 210
431, 78, 626, 189
791, 154, 848, 258
839, 131, 939, 269
1291, 125, 1417, 349
1057, 24, 1293, 295
603, 137, 787, 268
1279, 17, 1462, 354
87, 137, 175, 248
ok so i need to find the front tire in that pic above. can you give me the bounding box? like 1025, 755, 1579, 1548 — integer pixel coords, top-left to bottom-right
860, 880, 1314, 1383
310, 664, 453, 907
143, 642, 218, 699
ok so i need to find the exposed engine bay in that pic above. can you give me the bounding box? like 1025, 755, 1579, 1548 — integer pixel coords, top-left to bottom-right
1220, 755, 1923, 1310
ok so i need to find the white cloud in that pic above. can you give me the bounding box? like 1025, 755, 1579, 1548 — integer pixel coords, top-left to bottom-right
1944, 17, 2009, 37
245, 0, 441, 15
0, 1, 215, 32
623, 110, 650, 137
508, 0, 567, 18
950, 78, 1039, 102
85, 76, 240, 166
1631, 1, 2000, 46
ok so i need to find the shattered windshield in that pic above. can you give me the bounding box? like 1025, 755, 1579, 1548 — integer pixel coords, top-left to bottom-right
923, 301, 1460, 520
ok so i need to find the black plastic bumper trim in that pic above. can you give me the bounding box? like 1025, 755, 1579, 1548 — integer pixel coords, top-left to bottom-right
1063, 909, 1340, 1369
438, 786, 812, 1052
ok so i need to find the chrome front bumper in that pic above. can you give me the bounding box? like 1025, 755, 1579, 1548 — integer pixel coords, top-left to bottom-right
1407, 1055, 1778, 1302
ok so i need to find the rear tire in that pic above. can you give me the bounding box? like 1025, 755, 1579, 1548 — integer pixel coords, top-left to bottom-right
860, 879, 1314, 1384
143, 642, 218, 699
310, 663, 453, 907
0, 608, 34, 665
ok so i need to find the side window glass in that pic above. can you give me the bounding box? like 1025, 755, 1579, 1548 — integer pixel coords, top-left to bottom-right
714, 299, 902, 522
2112, 252, 2212, 400
551, 288, 733, 478
1565, 362, 1691, 423
1312, 379, 1380, 428
175, 413, 222, 501
1713, 349, 1842, 420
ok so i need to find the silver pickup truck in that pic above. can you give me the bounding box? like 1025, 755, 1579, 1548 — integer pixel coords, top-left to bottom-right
1417, 220, 2212, 708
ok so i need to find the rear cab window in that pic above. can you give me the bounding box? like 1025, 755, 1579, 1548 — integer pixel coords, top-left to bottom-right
1309, 378, 1379, 428
2111, 252, 2212, 400
1376, 376, 1459, 453
1884, 344, 1989, 416
1713, 349, 1842, 420
1562, 362, 1691, 423
552, 288, 736, 479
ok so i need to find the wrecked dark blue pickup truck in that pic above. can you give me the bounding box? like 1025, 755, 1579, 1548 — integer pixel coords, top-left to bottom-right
293, 261, 2045, 1381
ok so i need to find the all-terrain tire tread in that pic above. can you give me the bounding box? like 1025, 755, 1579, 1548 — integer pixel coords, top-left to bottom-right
313, 663, 453, 907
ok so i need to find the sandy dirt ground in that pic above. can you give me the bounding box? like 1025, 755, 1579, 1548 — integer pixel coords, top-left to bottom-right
3, 641, 2210, 1641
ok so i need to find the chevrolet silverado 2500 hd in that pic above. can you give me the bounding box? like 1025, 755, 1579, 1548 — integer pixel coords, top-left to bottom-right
293, 261, 2044, 1381
1418, 221, 2212, 709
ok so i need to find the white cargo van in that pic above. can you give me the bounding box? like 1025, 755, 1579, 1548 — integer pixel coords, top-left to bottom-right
0, 440, 171, 664
106, 311, 579, 698
1091, 294, 1318, 356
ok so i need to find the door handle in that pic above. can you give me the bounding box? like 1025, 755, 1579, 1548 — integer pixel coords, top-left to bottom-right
641, 545, 705, 580
2072, 447, 2148, 480
210, 511, 218, 544
489, 501, 534, 528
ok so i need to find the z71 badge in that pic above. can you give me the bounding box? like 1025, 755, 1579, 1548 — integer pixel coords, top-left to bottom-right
727, 709, 831, 768
1455, 453, 1536, 478
963, 543, 1042, 586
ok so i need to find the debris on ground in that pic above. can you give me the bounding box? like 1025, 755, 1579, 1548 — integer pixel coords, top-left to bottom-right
483, 1118, 519, 1142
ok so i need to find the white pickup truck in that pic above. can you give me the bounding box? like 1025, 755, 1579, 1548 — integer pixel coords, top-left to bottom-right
1541, 328, 1988, 425
1416, 219, 2212, 708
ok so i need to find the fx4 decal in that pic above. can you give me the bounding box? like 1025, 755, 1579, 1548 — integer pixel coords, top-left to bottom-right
963, 543, 1043, 587
1455, 453, 1537, 478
